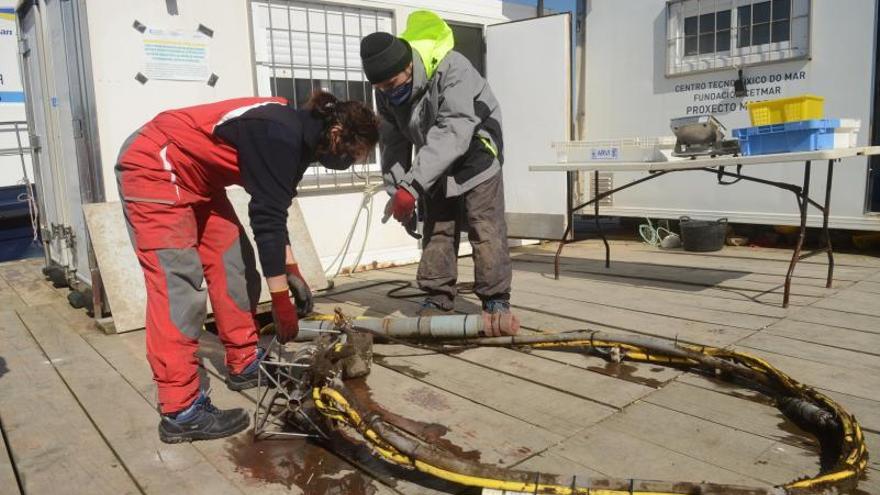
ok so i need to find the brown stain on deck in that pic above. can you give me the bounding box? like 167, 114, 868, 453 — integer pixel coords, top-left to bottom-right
225, 432, 377, 495
345, 377, 483, 463
587, 361, 665, 388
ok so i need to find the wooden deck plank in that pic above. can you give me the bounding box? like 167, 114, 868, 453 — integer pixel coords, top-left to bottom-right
596, 401, 818, 486
865, 432, 880, 471
82, 323, 403, 495
0, 310, 141, 495
849, 280, 880, 294
763, 319, 880, 356
0, 417, 22, 495
328, 271, 697, 390
542, 424, 764, 487
737, 332, 880, 372
0, 260, 66, 307
470, 256, 795, 319
342, 269, 754, 348
854, 470, 880, 495
668, 374, 880, 472
439, 346, 656, 409
525, 348, 683, 389
0, 289, 27, 312
552, 242, 876, 281
812, 289, 880, 317
16, 304, 245, 495
376, 351, 617, 435
204, 325, 568, 473
518, 249, 834, 295
507, 263, 803, 316
394, 260, 784, 329
509, 449, 604, 479
676, 372, 880, 439
727, 346, 880, 400
195, 333, 447, 495
620, 242, 880, 269
644, 381, 819, 452
787, 306, 880, 334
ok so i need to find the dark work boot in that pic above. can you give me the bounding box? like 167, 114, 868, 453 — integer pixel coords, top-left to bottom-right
417, 299, 454, 317
483, 299, 512, 314
481, 299, 520, 336
226, 347, 265, 392
158, 393, 249, 444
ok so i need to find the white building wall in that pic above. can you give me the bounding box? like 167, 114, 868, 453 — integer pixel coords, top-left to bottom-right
582, 0, 879, 230
81, 0, 533, 271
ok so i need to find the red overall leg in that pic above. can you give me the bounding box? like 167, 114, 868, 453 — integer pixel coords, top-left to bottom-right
195, 194, 260, 374
118, 134, 205, 414
123, 199, 205, 414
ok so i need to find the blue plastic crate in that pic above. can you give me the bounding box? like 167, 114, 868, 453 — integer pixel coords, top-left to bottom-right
733, 119, 844, 156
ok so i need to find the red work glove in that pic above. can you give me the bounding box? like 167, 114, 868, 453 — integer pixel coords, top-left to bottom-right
285, 263, 313, 317
270, 290, 299, 343
391, 187, 416, 222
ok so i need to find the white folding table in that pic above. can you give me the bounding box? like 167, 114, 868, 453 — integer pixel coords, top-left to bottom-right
530, 146, 880, 308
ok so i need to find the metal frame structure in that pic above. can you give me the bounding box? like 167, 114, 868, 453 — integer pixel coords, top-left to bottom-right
532, 146, 880, 308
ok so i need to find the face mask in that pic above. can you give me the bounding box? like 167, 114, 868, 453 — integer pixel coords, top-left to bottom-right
384, 80, 413, 106
318, 152, 355, 171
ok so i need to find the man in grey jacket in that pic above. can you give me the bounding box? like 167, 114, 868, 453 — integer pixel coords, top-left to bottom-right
360, 11, 517, 332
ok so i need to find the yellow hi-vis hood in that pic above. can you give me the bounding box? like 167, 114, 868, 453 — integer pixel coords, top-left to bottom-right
400, 11, 454, 80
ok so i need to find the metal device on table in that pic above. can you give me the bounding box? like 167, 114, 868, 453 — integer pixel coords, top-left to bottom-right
670, 115, 741, 158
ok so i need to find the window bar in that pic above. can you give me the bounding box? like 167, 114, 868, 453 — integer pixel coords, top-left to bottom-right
287, 2, 297, 107
268, 0, 279, 98
679, 5, 685, 72
339, 8, 355, 187
340, 8, 351, 101
303, 4, 320, 189
321, 6, 341, 188
323, 5, 331, 93
372, 10, 382, 172
788, 0, 797, 58
698, 0, 702, 69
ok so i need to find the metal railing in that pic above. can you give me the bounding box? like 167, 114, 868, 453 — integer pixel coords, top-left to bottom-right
0, 121, 39, 242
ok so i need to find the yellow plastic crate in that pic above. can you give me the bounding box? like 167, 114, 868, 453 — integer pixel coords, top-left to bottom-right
747, 95, 825, 126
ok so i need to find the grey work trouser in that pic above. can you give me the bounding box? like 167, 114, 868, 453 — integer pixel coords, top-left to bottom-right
417, 171, 512, 310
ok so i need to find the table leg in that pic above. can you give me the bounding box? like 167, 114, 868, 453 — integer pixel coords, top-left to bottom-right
594, 171, 610, 268
554, 222, 572, 280
783, 160, 811, 308
554, 171, 575, 280
823, 159, 835, 288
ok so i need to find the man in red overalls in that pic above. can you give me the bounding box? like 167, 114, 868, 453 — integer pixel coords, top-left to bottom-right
116, 93, 377, 443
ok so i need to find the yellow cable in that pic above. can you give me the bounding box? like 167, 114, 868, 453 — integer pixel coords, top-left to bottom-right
300, 316, 867, 494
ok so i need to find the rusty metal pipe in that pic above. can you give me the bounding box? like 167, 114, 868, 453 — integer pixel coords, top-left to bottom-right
299, 314, 518, 340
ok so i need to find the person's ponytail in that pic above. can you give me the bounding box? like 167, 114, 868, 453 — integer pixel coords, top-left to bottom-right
305, 91, 340, 119
307, 91, 379, 161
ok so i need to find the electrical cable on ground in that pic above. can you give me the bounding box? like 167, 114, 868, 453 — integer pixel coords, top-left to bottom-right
259, 312, 869, 495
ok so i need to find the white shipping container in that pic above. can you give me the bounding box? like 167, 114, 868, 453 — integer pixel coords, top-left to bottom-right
577, 0, 880, 230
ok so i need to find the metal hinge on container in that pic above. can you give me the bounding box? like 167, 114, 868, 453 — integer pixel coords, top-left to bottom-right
62, 225, 75, 248
72, 118, 84, 139
29, 134, 41, 151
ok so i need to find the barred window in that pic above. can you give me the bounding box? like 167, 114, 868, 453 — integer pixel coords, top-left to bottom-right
667, 0, 810, 76
250, 0, 393, 191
